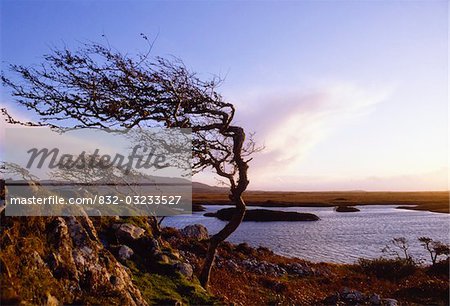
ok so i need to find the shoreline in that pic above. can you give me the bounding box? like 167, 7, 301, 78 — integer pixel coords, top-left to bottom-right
194, 201, 449, 214
165, 224, 449, 305
193, 190, 450, 214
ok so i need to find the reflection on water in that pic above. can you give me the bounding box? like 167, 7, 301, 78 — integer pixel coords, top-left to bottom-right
163, 205, 450, 263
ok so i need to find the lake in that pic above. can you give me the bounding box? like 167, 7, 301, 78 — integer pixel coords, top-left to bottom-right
163, 205, 450, 264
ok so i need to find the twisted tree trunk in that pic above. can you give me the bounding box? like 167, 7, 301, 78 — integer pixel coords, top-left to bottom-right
199, 126, 249, 288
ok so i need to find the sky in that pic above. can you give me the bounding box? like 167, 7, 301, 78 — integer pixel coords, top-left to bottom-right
0, 0, 448, 191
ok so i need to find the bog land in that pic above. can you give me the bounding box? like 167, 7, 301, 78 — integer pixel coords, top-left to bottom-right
193, 190, 449, 213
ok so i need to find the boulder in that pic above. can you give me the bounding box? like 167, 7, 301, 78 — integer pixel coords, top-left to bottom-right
118, 245, 134, 261
369, 294, 381, 305
338, 287, 365, 303
323, 289, 394, 306
180, 224, 209, 240
241, 259, 287, 276
113, 223, 145, 242
382, 298, 398, 306
285, 262, 314, 276
345, 291, 364, 303
173, 262, 194, 278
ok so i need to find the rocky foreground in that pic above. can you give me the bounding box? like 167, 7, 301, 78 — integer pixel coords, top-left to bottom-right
1, 214, 448, 305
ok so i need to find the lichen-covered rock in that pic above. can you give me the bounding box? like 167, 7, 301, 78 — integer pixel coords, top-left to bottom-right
180, 224, 209, 240
285, 262, 314, 276
118, 245, 134, 261
60, 216, 147, 305
2, 216, 148, 305
173, 262, 194, 278
241, 259, 287, 276
113, 223, 146, 242
339, 287, 364, 303
322, 288, 395, 306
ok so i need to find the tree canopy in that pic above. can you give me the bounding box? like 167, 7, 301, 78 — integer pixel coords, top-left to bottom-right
1, 40, 259, 287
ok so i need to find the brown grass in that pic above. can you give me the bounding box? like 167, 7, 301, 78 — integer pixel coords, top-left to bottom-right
166, 231, 449, 306
193, 191, 450, 213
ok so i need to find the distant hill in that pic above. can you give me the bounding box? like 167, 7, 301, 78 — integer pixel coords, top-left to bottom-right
3, 177, 227, 194
192, 182, 228, 193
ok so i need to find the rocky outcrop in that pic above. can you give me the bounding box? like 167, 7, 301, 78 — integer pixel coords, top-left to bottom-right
205, 208, 320, 221
335, 206, 360, 212
214, 256, 329, 278
241, 259, 287, 276
0, 215, 148, 305
173, 262, 194, 278
112, 223, 146, 242
1, 213, 217, 305
180, 224, 209, 240
323, 287, 398, 305
118, 245, 134, 261
49, 216, 148, 305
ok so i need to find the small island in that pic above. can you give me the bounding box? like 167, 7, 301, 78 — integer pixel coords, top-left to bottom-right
204, 207, 320, 221
335, 206, 360, 212
192, 203, 206, 212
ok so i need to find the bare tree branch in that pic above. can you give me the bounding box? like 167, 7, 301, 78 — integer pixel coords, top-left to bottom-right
1, 41, 262, 288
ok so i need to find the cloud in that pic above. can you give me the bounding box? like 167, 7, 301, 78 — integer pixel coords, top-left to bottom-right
4, 83, 399, 190
251, 167, 448, 191
0, 102, 35, 160
233, 82, 390, 175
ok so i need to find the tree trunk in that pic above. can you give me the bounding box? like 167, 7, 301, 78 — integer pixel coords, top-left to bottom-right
199, 196, 246, 288
199, 126, 249, 289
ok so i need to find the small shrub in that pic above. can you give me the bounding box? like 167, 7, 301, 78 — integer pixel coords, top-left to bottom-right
395, 278, 449, 305
357, 257, 417, 280
161, 227, 181, 239
427, 258, 449, 276
259, 277, 287, 293
418, 236, 450, 265
235, 242, 257, 256
257, 246, 274, 256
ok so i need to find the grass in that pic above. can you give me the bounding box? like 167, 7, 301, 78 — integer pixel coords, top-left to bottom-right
193, 190, 450, 213
1, 217, 77, 305
125, 258, 216, 305
0, 214, 218, 306
355, 257, 417, 280
207, 247, 449, 305
165, 228, 450, 306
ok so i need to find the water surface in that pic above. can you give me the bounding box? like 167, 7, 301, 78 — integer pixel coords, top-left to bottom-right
163, 205, 450, 263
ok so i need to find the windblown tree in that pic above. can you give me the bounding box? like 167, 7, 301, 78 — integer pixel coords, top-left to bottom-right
418, 237, 450, 265
1, 41, 259, 287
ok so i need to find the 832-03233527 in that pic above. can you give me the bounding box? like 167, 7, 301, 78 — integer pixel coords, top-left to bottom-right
7, 195, 184, 206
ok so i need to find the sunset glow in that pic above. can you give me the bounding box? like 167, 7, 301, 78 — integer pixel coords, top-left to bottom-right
1, 0, 447, 191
